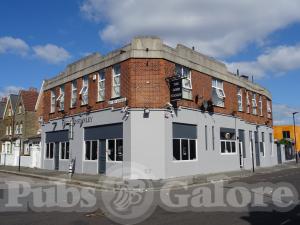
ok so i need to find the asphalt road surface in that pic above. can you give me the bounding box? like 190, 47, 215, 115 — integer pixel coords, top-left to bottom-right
0, 167, 300, 225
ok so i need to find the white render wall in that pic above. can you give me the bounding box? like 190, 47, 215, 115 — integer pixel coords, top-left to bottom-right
40, 108, 279, 179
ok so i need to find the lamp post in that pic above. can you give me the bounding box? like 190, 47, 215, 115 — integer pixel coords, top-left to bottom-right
292, 112, 298, 164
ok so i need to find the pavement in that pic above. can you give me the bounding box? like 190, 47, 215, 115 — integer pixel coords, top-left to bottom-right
0, 162, 299, 190
0, 165, 300, 225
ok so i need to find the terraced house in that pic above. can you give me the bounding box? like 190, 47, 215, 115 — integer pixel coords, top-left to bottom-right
0, 89, 40, 168
40, 37, 277, 179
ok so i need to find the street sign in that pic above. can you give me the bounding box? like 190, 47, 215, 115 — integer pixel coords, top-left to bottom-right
169, 77, 182, 102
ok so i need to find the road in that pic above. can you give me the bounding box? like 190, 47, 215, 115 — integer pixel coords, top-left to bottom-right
0, 167, 299, 225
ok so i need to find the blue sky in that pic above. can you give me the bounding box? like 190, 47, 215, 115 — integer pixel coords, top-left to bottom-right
0, 0, 300, 125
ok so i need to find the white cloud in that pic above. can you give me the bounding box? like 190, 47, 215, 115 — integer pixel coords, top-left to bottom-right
80, 0, 300, 58
33, 44, 71, 64
273, 104, 300, 125
227, 44, 300, 79
0, 86, 22, 98
0, 36, 29, 56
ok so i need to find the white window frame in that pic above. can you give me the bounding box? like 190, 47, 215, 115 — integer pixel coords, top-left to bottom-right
252, 93, 257, 115
50, 90, 56, 113
237, 88, 243, 112
267, 100, 272, 118
18, 105, 22, 114
259, 95, 263, 116
176, 64, 193, 100
98, 71, 105, 102
60, 142, 70, 160
172, 138, 197, 161
9, 125, 12, 135
112, 64, 121, 98
106, 139, 123, 162
19, 122, 23, 134
246, 91, 250, 113
212, 79, 226, 107
57, 85, 65, 111
15, 123, 19, 135
45, 142, 54, 159
84, 140, 98, 161
80, 76, 89, 105
220, 130, 237, 155
70, 80, 77, 108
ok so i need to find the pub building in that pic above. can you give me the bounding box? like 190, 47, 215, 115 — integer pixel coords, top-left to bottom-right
40, 37, 278, 179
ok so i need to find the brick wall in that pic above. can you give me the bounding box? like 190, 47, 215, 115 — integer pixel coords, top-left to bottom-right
43, 58, 273, 126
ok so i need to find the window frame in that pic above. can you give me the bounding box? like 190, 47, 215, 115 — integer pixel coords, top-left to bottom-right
267, 100, 272, 118
237, 88, 243, 112
258, 95, 263, 116
212, 79, 226, 107
260, 132, 265, 157
97, 70, 106, 102
220, 129, 237, 155
57, 85, 65, 111
84, 140, 98, 161
80, 76, 89, 106
252, 93, 257, 115
112, 64, 121, 98
107, 139, 123, 162
45, 142, 54, 159
176, 64, 193, 100
50, 89, 56, 113
172, 138, 197, 161
60, 142, 70, 160
70, 80, 77, 108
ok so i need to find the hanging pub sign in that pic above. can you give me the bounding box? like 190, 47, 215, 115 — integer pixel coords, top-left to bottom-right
169, 77, 182, 102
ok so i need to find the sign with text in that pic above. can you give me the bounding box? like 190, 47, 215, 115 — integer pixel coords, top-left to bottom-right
169, 77, 182, 102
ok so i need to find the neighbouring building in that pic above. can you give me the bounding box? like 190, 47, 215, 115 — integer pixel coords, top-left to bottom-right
274, 125, 300, 162
40, 37, 277, 179
0, 89, 40, 167
0, 98, 7, 154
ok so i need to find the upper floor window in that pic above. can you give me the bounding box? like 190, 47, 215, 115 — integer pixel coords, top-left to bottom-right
6, 126, 9, 135
212, 79, 225, 107
57, 85, 65, 111
9, 125, 12, 135
80, 76, 89, 105
252, 93, 257, 115
18, 104, 22, 114
70, 80, 77, 108
175, 64, 192, 100
267, 100, 272, 118
98, 70, 105, 102
50, 90, 56, 113
258, 96, 263, 116
283, 131, 290, 139
112, 64, 121, 98
237, 88, 243, 112
8, 107, 12, 116
15, 123, 19, 134
246, 91, 250, 113
19, 122, 23, 134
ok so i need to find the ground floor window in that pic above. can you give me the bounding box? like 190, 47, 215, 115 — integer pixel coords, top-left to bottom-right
173, 139, 197, 161
23, 143, 31, 156
220, 128, 236, 154
46, 143, 54, 159
85, 140, 98, 160
61, 142, 70, 160
107, 139, 123, 161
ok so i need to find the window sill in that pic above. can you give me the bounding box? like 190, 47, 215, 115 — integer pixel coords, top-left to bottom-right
172, 159, 198, 162
96, 100, 105, 103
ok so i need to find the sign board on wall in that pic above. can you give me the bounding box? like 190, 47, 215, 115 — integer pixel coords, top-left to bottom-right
108, 97, 127, 105
169, 77, 182, 102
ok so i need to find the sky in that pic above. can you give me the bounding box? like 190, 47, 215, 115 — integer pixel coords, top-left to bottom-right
0, 0, 300, 125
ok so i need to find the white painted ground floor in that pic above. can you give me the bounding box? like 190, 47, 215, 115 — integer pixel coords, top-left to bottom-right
39, 107, 291, 180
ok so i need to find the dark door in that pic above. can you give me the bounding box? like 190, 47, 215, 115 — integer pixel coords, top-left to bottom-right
54, 142, 59, 170
99, 139, 106, 174
254, 131, 260, 167
277, 143, 282, 164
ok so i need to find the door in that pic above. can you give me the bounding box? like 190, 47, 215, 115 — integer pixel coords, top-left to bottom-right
98, 139, 106, 174
254, 131, 260, 167
54, 142, 59, 170
277, 143, 282, 164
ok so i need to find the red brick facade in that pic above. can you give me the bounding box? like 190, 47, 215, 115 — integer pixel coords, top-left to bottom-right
43, 58, 272, 126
